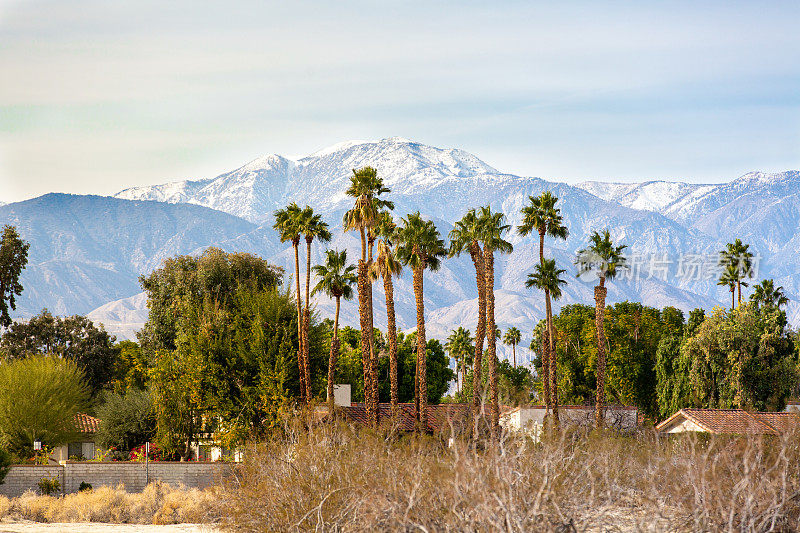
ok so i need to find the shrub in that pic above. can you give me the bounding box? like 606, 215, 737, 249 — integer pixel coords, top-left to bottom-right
79, 481, 92, 492
0, 447, 10, 485
218, 419, 800, 531
37, 477, 60, 496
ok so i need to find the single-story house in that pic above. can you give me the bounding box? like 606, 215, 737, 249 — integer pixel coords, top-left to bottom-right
656, 408, 800, 435
785, 400, 800, 413
500, 405, 639, 434
51, 413, 106, 463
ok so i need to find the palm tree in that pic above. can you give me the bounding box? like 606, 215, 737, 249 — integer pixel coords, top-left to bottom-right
344, 167, 393, 426
312, 249, 357, 413
518, 191, 569, 416
449, 209, 487, 433
396, 212, 447, 430
299, 206, 331, 403
575, 229, 627, 428
477, 206, 513, 436
273, 202, 308, 404
445, 327, 474, 395
370, 212, 403, 416
719, 239, 754, 304
717, 264, 738, 310
750, 279, 789, 310
525, 259, 567, 424
502, 327, 522, 368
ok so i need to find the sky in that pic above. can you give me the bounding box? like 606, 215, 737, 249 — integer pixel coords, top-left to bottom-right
1, 0, 799, 203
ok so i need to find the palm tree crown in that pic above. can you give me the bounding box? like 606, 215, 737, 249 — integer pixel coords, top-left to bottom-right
312, 250, 357, 301
502, 327, 521, 348
478, 206, 513, 254
273, 202, 302, 244
719, 238, 754, 304
396, 212, 447, 270
750, 278, 788, 309
575, 229, 628, 283
518, 191, 570, 241
526, 259, 568, 300
299, 206, 332, 244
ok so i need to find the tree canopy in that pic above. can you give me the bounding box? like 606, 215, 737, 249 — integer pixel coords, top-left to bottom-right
0, 225, 29, 328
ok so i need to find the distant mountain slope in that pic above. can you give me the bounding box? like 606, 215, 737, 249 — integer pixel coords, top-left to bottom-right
10, 139, 798, 346
1, 194, 256, 317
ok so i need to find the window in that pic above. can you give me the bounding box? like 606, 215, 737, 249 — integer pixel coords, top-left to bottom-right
68, 442, 83, 460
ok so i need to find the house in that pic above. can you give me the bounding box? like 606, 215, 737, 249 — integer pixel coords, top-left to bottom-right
500, 405, 639, 434
655, 408, 800, 435
785, 400, 800, 413
51, 413, 106, 463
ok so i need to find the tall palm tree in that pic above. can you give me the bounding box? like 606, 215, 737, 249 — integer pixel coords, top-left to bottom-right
750, 278, 789, 310
575, 229, 627, 428
502, 327, 522, 368
273, 202, 307, 403
344, 167, 393, 426
717, 264, 738, 310
477, 206, 513, 436
299, 206, 331, 403
445, 327, 474, 395
518, 191, 569, 416
396, 212, 447, 430
370, 212, 403, 416
312, 249, 357, 413
719, 239, 754, 304
449, 209, 487, 433
525, 259, 567, 424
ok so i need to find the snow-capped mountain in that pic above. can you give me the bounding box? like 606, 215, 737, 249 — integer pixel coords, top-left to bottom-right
6, 138, 800, 346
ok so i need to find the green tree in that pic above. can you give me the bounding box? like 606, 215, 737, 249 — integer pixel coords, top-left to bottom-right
719, 238, 754, 304
0, 356, 90, 457
370, 212, 403, 415
0, 225, 29, 328
110, 340, 149, 394
526, 258, 567, 423
683, 303, 799, 412
750, 279, 789, 310
478, 206, 513, 436
518, 191, 569, 412
502, 327, 522, 368
449, 209, 487, 433
396, 212, 447, 429
717, 263, 738, 310
575, 229, 627, 428
344, 167, 394, 426
274, 203, 309, 403
312, 249, 357, 413
95, 388, 156, 452
299, 205, 332, 403
0, 310, 119, 395
446, 327, 474, 396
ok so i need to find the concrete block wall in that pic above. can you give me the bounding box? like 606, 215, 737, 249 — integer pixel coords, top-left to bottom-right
0, 462, 230, 497
0, 466, 63, 497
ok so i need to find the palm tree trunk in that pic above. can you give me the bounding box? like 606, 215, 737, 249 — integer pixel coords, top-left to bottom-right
546, 292, 558, 425
327, 296, 341, 414
367, 235, 378, 424
512, 343, 516, 368
484, 246, 498, 438
594, 280, 608, 428
357, 259, 374, 425
293, 242, 306, 404
731, 288, 735, 310
470, 241, 486, 435
538, 229, 551, 413
413, 264, 428, 431
737, 279, 741, 304
303, 239, 313, 403
384, 272, 399, 417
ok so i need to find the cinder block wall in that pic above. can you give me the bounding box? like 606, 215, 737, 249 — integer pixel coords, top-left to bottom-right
0, 462, 231, 497
0, 466, 63, 498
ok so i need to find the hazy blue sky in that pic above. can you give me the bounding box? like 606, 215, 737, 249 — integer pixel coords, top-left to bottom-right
1, 1, 799, 202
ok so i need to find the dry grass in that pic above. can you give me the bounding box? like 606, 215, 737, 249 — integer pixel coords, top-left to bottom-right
218, 420, 800, 532
0, 482, 217, 525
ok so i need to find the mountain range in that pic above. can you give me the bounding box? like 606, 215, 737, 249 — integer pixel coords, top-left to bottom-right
4, 138, 799, 363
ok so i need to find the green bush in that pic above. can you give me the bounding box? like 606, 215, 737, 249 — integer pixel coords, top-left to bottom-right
78, 481, 92, 492
37, 477, 60, 495
0, 447, 10, 486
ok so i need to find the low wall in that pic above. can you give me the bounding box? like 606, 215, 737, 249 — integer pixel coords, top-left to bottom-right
0, 465, 63, 498
0, 462, 232, 497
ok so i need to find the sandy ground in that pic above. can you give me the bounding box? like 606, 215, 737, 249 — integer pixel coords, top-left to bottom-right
0, 522, 219, 533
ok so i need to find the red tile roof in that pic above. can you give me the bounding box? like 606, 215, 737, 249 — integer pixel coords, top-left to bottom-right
340, 403, 472, 433
656, 408, 800, 435
74, 413, 100, 434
